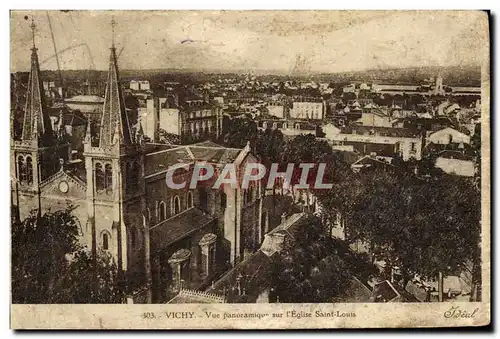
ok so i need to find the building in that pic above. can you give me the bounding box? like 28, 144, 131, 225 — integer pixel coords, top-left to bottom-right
11, 34, 263, 303
64, 95, 105, 123
130, 80, 151, 92
323, 124, 423, 161
289, 97, 324, 120
427, 127, 471, 145
355, 108, 392, 127
267, 101, 285, 119
434, 75, 444, 96
425, 142, 476, 177
138, 80, 150, 91
139, 95, 223, 144
130, 80, 140, 91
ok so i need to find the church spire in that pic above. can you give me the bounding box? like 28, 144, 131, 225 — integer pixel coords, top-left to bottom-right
21, 18, 52, 143
99, 18, 132, 148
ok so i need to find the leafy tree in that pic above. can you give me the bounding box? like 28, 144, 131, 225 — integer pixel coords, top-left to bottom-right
219, 117, 259, 149
254, 128, 286, 165
12, 207, 124, 303
275, 215, 372, 302
342, 92, 357, 103
316, 165, 481, 287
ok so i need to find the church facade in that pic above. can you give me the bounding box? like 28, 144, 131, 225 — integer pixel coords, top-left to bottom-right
11, 29, 264, 303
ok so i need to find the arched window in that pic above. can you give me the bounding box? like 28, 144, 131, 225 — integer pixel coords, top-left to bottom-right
295, 123, 301, 130
95, 163, 105, 191
102, 232, 110, 251
26, 156, 33, 185
158, 201, 166, 221
173, 196, 181, 215
105, 164, 113, 193
272, 122, 277, 129
262, 122, 268, 129
17, 155, 26, 184
283, 123, 288, 129
202, 121, 207, 135
187, 191, 193, 209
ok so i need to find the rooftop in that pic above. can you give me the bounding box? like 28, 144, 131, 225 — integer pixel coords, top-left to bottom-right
150, 208, 215, 253
144, 142, 244, 177
65, 95, 104, 103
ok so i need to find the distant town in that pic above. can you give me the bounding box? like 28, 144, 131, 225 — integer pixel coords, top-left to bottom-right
11, 16, 482, 306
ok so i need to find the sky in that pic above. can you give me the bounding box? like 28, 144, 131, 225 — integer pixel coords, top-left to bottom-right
10, 10, 489, 74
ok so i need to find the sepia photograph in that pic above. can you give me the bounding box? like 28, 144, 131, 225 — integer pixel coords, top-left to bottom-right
9, 9, 490, 329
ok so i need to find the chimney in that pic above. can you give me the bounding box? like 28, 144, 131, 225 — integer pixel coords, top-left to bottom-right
281, 212, 287, 224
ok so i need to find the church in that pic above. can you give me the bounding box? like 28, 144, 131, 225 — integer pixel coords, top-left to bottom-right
10, 21, 265, 303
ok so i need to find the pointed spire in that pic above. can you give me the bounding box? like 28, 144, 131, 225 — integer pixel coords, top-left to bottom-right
98, 18, 132, 148
30, 18, 36, 48
21, 18, 52, 143
84, 121, 92, 145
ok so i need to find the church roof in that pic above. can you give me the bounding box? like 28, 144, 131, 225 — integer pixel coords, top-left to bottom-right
144, 143, 244, 177
65, 95, 104, 103
149, 208, 215, 252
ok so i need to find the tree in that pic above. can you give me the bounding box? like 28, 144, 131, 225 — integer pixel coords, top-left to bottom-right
275, 215, 372, 302
12, 207, 124, 303
254, 128, 286, 165
319, 166, 480, 285
219, 117, 259, 149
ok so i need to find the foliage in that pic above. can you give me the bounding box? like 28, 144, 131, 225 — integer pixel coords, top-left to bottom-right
316, 164, 481, 282
274, 215, 371, 302
12, 207, 124, 303
219, 117, 259, 149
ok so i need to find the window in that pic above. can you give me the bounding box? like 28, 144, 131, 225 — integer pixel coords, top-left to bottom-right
17, 156, 26, 184
173, 196, 181, 214
102, 232, 109, 251
158, 201, 166, 221
95, 163, 105, 191
187, 191, 193, 209
105, 164, 113, 193
25, 156, 33, 184
410, 142, 417, 153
